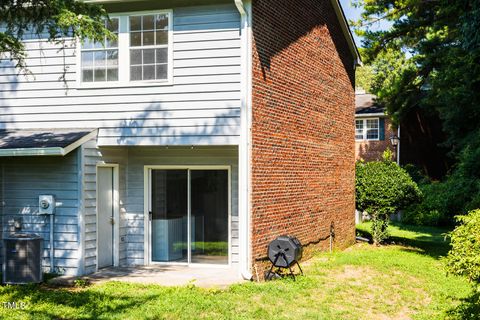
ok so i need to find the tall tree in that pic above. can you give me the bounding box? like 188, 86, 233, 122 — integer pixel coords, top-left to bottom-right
354, 0, 480, 154
354, 0, 480, 218
0, 0, 112, 70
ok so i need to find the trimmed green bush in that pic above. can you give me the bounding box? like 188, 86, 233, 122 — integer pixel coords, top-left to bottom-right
445, 209, 480, 287
402, 182, 449, 226
356, 150, 422, 244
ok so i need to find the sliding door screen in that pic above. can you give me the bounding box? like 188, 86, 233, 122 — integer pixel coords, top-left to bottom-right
191, 170, 228, 264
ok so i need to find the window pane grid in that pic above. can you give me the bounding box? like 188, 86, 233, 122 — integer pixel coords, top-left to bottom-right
355, 119, 379, 140
129, 13, 169, 81
80, 13, 170, 84
366, 129, 379, 140
355, 120, 364, 140
366, 119, 379, 140
81, 18, 119, 83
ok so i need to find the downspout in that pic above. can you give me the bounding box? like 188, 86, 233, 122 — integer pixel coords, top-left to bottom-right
234, 0, 253, 281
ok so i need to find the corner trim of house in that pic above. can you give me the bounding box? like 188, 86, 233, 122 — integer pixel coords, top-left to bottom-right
235, 0, 253, 280
77, 146, 86, 276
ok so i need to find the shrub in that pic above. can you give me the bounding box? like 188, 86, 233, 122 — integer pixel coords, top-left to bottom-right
402, 182, 450, 226
444, 209, 480, 287
356, 150, 423, 244
405, 134, 480, 226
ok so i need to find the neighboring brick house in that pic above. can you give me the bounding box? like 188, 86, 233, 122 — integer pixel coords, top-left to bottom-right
0, 0, 360, 280
355, 92, 398, 162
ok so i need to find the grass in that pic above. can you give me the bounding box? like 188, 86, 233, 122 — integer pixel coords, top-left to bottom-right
0, 222, 477, 319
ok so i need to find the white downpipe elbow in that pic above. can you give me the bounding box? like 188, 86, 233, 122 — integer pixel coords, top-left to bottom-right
234, 0, 246, 16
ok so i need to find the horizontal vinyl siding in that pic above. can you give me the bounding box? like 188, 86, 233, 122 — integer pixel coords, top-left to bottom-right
0, 151, 80, 275
82, 141, 128, 274
81, 145, 239, 269
125, 146, 239, 265
0, 4, 241, 146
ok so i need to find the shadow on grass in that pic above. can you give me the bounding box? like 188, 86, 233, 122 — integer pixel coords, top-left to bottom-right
446, 290, 480, 320
356, 222, 452, 259
1, 282, 162, 319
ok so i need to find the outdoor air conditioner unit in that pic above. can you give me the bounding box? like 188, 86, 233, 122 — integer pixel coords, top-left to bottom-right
2, 234, 44, 284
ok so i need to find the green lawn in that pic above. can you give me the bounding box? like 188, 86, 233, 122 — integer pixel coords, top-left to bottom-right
1, 223, 477, 320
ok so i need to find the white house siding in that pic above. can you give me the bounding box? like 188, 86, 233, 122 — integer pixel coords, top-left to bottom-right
0, 4, 241, 146
0, 151, 81, 275
81, 141, 129, 274
81, 144, 239, 271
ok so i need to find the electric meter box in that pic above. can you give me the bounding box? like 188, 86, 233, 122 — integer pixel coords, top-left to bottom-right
39, 195, 56, 215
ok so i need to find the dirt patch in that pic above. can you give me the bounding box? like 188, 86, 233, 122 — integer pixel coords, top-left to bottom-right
324, 265, 430, 320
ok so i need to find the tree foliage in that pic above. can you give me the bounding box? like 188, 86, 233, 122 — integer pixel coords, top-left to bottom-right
353, 0, 480, 153
354, 0, 480, 221
0, 0, 112, 70
355, 65, 374, 92
356, 150, 422, 244
444, 209, 480, 287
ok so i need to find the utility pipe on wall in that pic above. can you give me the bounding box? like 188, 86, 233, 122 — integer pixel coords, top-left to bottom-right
234, 0, 253, 281
50, 214, 54, 273
397, 125, 401, 165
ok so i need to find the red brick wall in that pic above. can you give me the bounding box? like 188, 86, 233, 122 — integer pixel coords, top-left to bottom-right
355, 117, 396, 162
250, 0, 356, 266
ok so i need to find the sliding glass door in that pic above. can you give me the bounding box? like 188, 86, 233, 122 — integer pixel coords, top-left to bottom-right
148, 167, 229, 265
150, 170, 188, 263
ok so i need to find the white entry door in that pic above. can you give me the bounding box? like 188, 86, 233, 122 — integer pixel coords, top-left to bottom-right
97, 166, 114, 268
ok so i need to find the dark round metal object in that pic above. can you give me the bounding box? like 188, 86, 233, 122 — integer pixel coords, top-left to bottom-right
267, 235, 303, 268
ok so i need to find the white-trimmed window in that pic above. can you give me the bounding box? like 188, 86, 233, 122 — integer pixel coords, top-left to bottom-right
79, 10, 172, 86
355, 120, 364, 140
129, 13, 169, 81
356, 118, 380, 140
80, 18, 119, 83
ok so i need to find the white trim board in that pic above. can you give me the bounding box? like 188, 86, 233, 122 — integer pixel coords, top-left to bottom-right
355, 113, 386, 118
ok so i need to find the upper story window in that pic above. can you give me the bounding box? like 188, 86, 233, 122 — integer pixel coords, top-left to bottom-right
79, 10, 172, 86
81, 18, 119, 83
355, 118, 380, 140
129, 14, 169, 81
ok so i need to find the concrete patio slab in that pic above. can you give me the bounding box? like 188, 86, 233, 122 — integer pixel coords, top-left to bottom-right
49, 265, 245, 288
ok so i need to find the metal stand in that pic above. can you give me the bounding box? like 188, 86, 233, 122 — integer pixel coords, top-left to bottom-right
265, 252, 303, 281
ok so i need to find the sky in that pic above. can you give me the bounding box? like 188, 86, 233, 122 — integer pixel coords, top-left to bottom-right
339, 0, 363, 48
339, 0, 392, 49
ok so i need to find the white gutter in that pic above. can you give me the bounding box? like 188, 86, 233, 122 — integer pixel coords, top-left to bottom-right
355, 113, 387, 118
0, 130, 97, 157
0, 147, 72, 157
235, 0, 253, 281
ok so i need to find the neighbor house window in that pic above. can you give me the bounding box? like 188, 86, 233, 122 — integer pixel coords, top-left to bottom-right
355, 120, 364, 140
129, 13, 169, 81
366, 119, 379, 139
81, 18, 119, 82
356, 118, 380, 140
